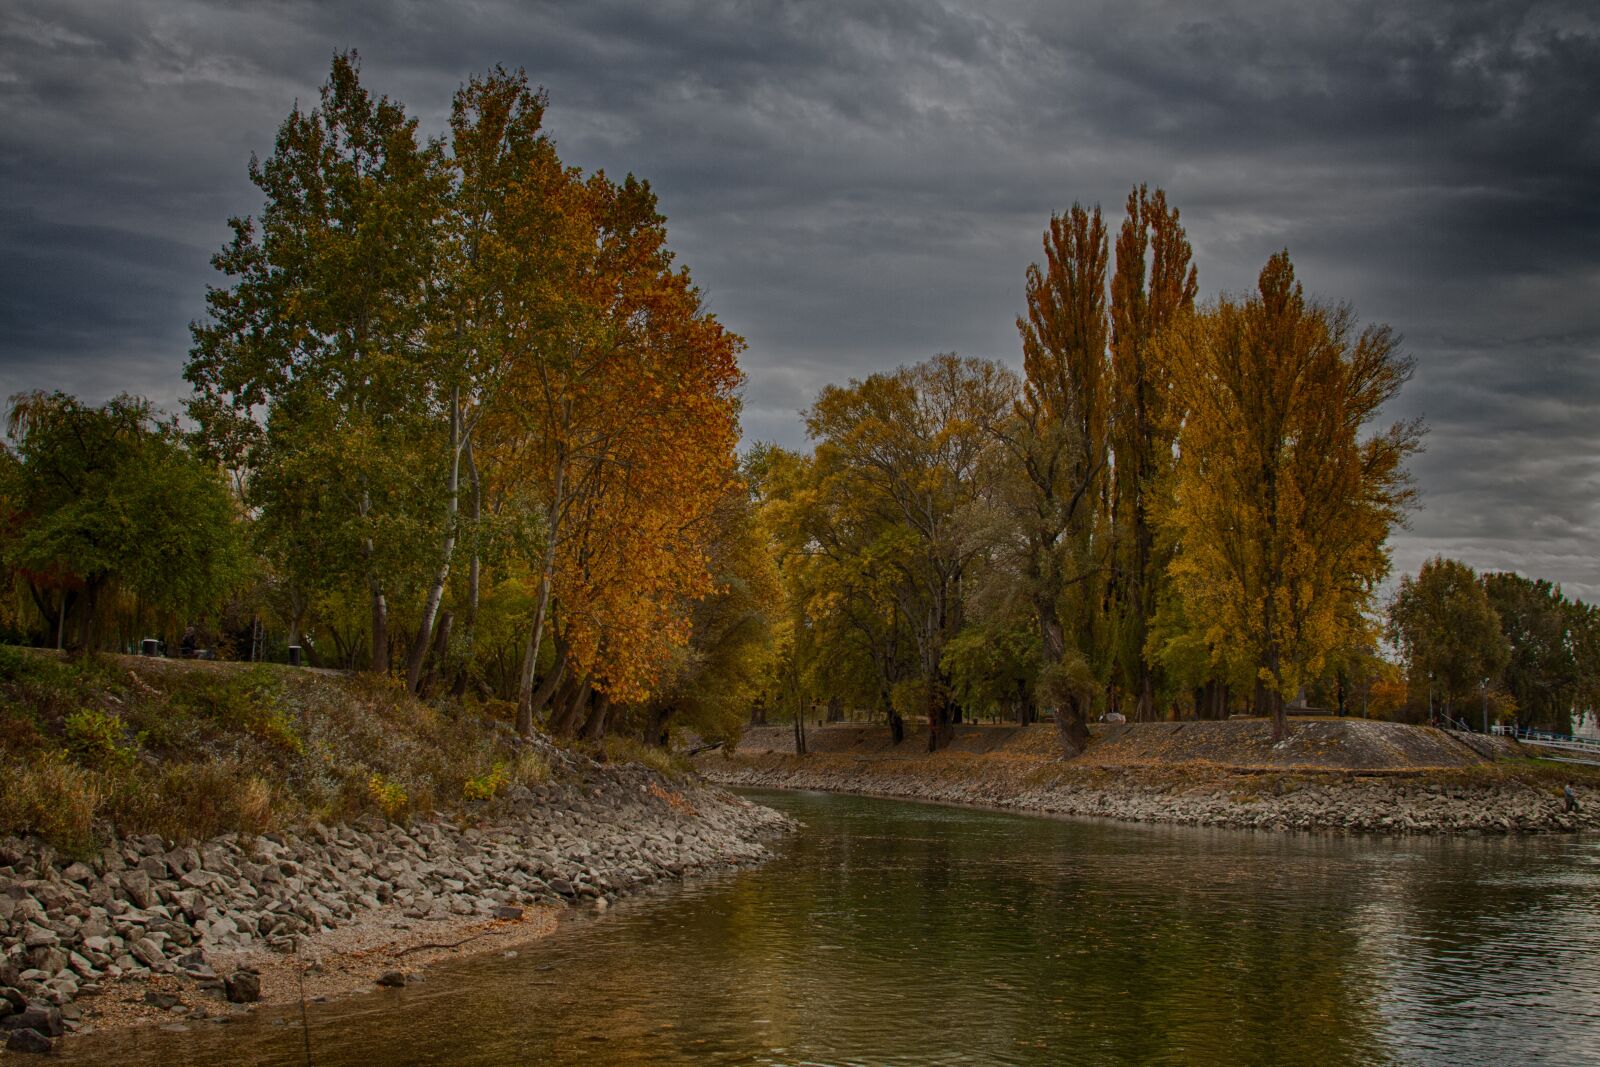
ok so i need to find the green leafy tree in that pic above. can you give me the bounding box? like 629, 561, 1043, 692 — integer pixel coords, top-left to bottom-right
1482, 571, 1599, 733
186, 51, 450, 673
0, 392, 244, 651
1008, 203, 1111, 752
805, 354, 1017, 750
1387, 557, 1509, 721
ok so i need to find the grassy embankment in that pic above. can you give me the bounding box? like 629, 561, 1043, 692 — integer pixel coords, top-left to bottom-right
0, 647, 683, 855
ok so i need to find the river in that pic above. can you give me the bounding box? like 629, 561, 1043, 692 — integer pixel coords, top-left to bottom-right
61, 788, 1600, 1065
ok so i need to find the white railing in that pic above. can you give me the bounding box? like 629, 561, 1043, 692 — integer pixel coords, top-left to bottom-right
1492, 723, 1600, 755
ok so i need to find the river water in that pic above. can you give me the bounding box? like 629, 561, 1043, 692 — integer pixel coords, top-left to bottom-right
63, 789, 1600, 1065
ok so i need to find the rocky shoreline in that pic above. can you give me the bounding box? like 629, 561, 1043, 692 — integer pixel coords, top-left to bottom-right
701, 750, 1596, 836
0, 761, 792, 1054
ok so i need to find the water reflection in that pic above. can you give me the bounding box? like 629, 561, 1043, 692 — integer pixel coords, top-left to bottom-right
62, 791, 1600, 1065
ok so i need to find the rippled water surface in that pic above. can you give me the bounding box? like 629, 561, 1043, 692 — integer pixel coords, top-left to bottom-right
65, 789, 1600, 1065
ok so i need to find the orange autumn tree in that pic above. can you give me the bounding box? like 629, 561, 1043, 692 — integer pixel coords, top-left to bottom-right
481, 161, 743, 735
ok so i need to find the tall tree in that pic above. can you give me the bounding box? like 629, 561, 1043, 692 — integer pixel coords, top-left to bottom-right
1007, 204, 1111, 753
1161, 252, 1421, 740
1108, 186, 1197, 720
186, 51, 450, 673
400, 66, 559, 695
757, 445, 918, 743
482, 164, 744, 734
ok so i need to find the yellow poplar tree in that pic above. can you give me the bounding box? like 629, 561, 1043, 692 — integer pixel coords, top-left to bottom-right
1160, 252, 1421, 739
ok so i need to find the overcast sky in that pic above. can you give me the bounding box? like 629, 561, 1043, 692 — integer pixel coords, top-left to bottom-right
2, 0, 1598, 595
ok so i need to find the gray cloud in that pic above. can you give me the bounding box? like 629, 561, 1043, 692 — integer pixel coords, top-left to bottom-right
2, 0, 1598, 595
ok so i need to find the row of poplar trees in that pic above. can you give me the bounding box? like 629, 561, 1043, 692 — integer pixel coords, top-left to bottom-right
184, 53, 775, 745
758, 189, 1422, 752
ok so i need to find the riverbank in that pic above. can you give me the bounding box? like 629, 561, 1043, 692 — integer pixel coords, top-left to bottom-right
698, 720, 1598, 835
0, 649, 794, 1054
0, 761, 790, 1053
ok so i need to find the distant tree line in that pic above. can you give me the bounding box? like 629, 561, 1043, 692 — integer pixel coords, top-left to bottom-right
1386, 558, 1600, 733
1, 56, 1589, 752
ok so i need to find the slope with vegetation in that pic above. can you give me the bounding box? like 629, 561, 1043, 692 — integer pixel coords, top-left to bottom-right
0, 647, 564, 854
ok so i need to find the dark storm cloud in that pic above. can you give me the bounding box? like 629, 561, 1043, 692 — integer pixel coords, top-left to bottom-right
2, 0, 1598, 593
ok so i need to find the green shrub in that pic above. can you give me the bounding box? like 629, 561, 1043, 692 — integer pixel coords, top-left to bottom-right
367, 773, 408, 819
64, 708, 134, 770
464, 763, 509, 801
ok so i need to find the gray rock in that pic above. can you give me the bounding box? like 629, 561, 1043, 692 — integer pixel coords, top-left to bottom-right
60, 863, 94, 885
20, 926, 56, 950
5, 1027, 52, 1054
11, 1004, 62, 1037
129, 937, 165, 967
144, 990, 180, 1009
375, 970, 408, 987
120, 870, 156, 909
223, 970, 260, 1003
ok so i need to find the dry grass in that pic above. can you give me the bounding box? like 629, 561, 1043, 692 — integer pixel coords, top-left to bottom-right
0, 647, 564, 853
598, 735, 691, 778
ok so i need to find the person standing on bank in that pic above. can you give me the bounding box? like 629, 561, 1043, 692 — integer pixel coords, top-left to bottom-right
1564, 784, 1580, 814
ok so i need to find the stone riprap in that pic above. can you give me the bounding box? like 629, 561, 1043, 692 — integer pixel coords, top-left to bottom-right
0, 764, 791, 1052
702, 750, 1595, 835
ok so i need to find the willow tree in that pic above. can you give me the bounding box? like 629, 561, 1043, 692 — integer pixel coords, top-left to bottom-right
1161, 252, 1421, 739
1008, 204, 1110, 754
1109, 186, 1197, 720
1, 393, 244, 652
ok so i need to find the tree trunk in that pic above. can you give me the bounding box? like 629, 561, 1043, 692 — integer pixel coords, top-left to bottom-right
418, 611, 453, 696
76, 579, 100, 654
407, 389, 463, 694
516, 460, 565, 736
645, 704, 672, 747
366, 573, 389, 673
525, 655, 566, 726
452, 438, 483, 699
549, 675, 591, 738
542, 670, 577, 734
926, 689, 953, 753
286, 588, 306, 651
579, 690, 612, 741
1055, 693, 1091, 755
